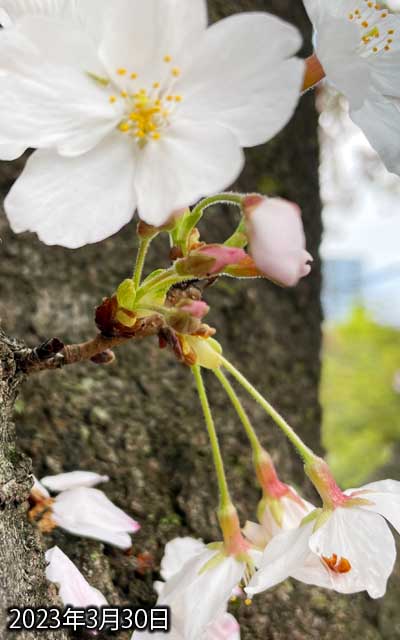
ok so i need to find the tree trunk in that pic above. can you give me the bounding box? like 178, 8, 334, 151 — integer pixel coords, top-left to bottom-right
0, 1, 395, 638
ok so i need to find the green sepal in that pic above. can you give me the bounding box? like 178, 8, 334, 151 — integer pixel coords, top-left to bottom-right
224, 219, 249, 249
116, 279, 136, 311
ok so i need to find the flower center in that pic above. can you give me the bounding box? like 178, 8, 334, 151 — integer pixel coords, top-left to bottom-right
348, 2, 396, 55
108, 55, 183, 147
322, 553, 352, 574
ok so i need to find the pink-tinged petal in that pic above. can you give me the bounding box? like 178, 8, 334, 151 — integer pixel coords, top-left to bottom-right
45, 546, 108, 608
197, 246, 248, 275
5, 136, 137, 248
206, 613, 240, 640
160, 537, 205, 581
52, 487, 140, 548
180, 301, 210, 320
243, 196, 312, 287
41, 471, 109, 493
349, 479, 400, 535
309, 507, 395, 599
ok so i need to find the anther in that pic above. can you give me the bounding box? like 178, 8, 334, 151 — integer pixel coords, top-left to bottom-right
117, 68, 127, 75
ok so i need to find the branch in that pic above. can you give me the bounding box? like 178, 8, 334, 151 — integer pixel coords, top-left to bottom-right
15, 314, 165, 375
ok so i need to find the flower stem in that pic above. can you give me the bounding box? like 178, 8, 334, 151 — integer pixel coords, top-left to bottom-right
192, 365, 231, 509
132, 238, 151, 289
221, 357, 315, 464
214, 369, 262, 456
178, 193, 244, 246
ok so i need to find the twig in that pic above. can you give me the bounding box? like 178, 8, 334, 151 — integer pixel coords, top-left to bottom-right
15, 315, 165, 375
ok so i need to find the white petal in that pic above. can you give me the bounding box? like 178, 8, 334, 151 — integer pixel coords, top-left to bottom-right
14, 14, 104, 72
281, 492, 316, 530
45, 546, 108, 608
0, 0, 74, 23
246, 521, 314, 595
5, 136, 137, 248
31, 475, 50, 499
243, 521, 270, 549
351, 91, 400, 176
0, 29, 120, 154
160, 537, 205, 581
134, 120, 244, 226
0, 143, 25, 160
175, 13, 303, 147
99, 0, 207, 89
309, 507, 396, 599
206, 613, 240, 640
52, 487, 140, 548
160, 550, 244, 640
316, 17, 370, 109
352, 479, 400, 535
41, 471, 109, 493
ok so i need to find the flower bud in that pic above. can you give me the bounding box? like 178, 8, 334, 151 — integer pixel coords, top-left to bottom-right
176, 244, 248, 278
243, 195, 313, 287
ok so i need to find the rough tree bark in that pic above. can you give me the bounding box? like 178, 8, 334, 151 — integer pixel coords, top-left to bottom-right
0, 1, 398, 639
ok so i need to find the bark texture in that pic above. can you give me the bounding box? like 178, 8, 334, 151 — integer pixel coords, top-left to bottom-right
0, 1, 398, 638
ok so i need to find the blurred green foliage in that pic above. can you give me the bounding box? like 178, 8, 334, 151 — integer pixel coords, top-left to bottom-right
321, 306, 400, 486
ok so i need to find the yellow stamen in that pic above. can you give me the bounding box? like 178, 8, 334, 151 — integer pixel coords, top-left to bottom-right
117, 68, 127, 75
164, 55, 172, 63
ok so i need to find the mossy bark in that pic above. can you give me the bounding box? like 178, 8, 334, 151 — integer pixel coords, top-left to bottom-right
0, 1, 396, 638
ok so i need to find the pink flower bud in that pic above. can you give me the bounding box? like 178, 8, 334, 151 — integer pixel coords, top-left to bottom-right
179, 300, 209, 319
243, 196, 313, 287
197, 245, 248, 275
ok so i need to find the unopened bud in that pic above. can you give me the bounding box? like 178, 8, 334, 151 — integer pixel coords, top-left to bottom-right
243, 195, 313, 287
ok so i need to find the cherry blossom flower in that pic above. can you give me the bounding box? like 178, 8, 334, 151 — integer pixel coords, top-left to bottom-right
135, 536, 242, 640
243, 195, 313, 287
246, 461, 400, 599
303, 0, 400, 175
31, 471, 140, 548
0, 0, 304, 247
46, 546, 108, 607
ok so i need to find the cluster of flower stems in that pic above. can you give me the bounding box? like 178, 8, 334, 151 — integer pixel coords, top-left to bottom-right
132, 194, 316, 546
